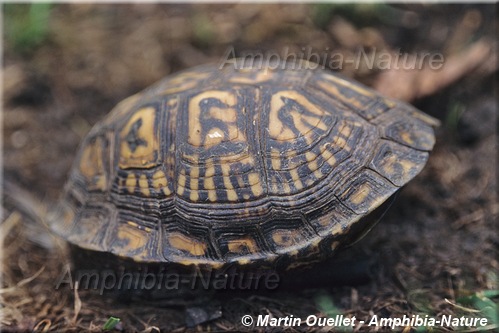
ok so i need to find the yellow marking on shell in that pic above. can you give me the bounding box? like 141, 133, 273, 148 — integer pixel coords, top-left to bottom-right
381, 154, 397, 175
321, 145, 337, 167
208, 104, 236, 122
221, 164, 238, 201
161, 72, 210, 95
286, 149, 298, 159
221, 164, 233, 188
244, 154, 255, 166
116, 222, 150, 252
119, 107, 159, 169
94, 175, 107, 191
205, 127, 225, 146
305, 151, 316, 162
383, 98, 396, 109
138, 174, 150, 197
235, 175, 245, 188
350, 183, 371, 205
190, 191, 199, 201
237, 258, 251, 265
175, 259, 199, 267
330, 223, 344, 235
203, 159, 217, 201
167, 99, 177, 107
208, 262, 224, 270
377, 145, 418, 180
125, 173, 137, 193
370, 194, 388, 211
311, 237, 321, 247
334, 136, 350, 151
228, 238, 258, 254
168, 233, 206, 256
204, 176, 216, 191
269, 90, 326, 141
208, 190, 217, 202
163, 186, 172, 196
248, 172, 263, 197
205, 159, 216, 177
127, 221, 152, 232
272, 230, 299, 247
409, 107, 440, 127
331, 241, 340, 251
152, 170, 172, 196
289, 168, 304, 190
177, 170, 186, 196
189, 167, 200, 201
226, 190, 238, 202
229, 71, 273, 84
379, 157, 418, 185
314, 169, 323, 180
187, 90, 240, 148
177, 259, 223, 268
271, 148, 282, 170
340, 125, 352, 138
305, 151, 321, 175
400, 131, 414, 145
270, 177, 279, 193
79, 144, 101, 178
282, 179, 291, 193
167, 151, 175, 162
316, 214, 330, 227
178, 260, 200, 266
79, 138, 107, 191
399, 159, 416, 175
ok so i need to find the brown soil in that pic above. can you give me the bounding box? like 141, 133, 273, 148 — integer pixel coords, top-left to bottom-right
2, 4, 497, 332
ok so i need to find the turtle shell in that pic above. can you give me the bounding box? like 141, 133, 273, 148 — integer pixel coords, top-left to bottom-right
52, 59, 438, 270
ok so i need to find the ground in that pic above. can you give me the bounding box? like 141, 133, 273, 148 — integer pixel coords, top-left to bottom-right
1, 3, 498, 333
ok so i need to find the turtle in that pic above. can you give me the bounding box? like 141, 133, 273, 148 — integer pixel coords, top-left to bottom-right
49, 59, 438, 285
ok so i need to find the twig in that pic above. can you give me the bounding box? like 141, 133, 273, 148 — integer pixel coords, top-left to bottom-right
72, 281, 82, 325
0, 266, 45, 294
374, 38, 496, 102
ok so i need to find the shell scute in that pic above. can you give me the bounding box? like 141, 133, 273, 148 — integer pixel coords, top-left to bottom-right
54, 61, 438, 268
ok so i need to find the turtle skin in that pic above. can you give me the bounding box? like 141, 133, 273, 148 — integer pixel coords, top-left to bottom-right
51, 59, 438, 271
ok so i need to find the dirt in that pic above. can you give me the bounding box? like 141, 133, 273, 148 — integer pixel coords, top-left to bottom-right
2, 3, 497, 332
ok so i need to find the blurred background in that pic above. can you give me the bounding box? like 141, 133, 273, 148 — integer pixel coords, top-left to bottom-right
2, 3, 497, 332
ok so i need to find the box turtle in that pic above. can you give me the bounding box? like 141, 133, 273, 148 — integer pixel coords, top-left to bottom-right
50, 59, 438, 274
